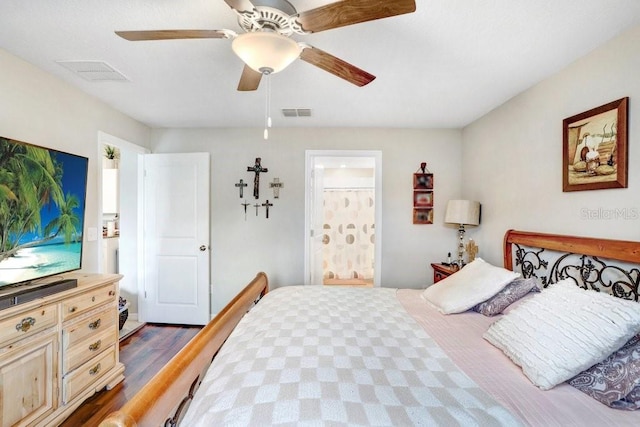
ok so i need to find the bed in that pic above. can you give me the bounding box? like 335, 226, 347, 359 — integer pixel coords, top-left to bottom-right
100, 230, 640, 426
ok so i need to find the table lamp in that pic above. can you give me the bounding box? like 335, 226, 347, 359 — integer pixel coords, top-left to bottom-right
444, 200, 481, 268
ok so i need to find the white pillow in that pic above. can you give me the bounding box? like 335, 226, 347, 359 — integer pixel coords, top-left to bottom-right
483, 279, 640, 390
422, 258, 520, 314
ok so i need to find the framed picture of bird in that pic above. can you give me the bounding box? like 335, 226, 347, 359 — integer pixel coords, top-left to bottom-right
562, 97, 628, 192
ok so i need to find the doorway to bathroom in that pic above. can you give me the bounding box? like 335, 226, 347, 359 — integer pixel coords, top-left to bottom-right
304, 150, 382, 287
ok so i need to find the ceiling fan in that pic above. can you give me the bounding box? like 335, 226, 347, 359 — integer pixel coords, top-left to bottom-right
115, 0, 416, 91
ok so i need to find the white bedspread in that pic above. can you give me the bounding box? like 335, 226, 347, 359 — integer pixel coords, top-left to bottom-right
181, 286, 521, 426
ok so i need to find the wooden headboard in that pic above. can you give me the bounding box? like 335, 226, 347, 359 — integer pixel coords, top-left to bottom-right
503, 230, 640, 301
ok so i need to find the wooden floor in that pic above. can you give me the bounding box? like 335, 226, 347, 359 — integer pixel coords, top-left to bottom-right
323, 278, 374, 287
61, 323, 202, 426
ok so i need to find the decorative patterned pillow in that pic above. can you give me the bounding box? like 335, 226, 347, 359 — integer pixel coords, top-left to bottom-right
422, 258, 520, 314
483, 279, 640, 390
472, 277, 540, 316
569, 334, 640, 410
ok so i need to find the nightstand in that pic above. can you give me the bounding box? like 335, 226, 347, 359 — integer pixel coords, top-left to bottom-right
431, 263, 458, 283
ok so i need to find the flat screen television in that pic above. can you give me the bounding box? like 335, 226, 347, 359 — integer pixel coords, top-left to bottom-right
0, 136, 88, 307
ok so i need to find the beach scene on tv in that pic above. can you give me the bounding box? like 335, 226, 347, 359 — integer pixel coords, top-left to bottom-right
0, 137, 87, 287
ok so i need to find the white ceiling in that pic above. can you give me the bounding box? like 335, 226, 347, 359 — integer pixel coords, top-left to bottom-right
1, 1, 639, 129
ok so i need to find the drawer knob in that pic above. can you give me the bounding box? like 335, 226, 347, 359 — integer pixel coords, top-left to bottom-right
109, 290, 116, 296
69, 306, 78, 313
16, 316, 36, 332
89, 363, 101, 376
89, 340, 102, 351
88, 319, 102, 330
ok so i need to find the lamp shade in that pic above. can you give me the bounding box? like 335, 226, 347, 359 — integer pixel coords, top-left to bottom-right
444, 200, 481, 226
232, 32, 301, 74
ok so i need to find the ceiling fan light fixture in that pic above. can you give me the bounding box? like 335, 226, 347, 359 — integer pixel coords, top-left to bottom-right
232, 32, 301, 74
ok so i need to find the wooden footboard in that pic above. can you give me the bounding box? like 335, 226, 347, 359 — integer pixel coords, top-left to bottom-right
100, 272, 269, 427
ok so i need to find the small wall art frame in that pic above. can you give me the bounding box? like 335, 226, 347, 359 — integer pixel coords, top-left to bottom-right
413, 173, 433, 190
413, 208, 433, 225
562, 97, 628, 192
413, 190, 433, 207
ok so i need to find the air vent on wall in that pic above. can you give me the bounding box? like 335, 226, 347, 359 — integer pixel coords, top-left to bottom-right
282, 108, 312, 118
56, 60, 129, 82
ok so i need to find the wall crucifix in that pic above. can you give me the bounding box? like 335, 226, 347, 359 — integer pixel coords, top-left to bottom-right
269, 177, 284, 199
234, 179, 248, 198
247, 157, 268, 199
262, 200, 273, 219
241, 201, 250, 220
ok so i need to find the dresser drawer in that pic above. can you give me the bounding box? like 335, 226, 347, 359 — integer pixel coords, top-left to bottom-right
0, 304, 57, 347
63, 344, 116, 404
63, 327, 116, 374
63, 307, 116, 351
62, 283, 116, 320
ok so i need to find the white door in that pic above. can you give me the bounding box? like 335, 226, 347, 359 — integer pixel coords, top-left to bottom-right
143, 153, 210, 325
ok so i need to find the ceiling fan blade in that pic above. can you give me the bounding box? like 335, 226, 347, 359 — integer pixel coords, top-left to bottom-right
223, 0, 258, 14
294, 0, 416, 33
300, 45, 375, 87
115, 30, 231, 41
237, 65, 262, 91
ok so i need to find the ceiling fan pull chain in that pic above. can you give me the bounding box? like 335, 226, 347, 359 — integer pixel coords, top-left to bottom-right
264, 71, 272, 140
267, 73, 272, 128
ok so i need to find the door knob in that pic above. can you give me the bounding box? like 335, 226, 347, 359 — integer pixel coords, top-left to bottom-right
199, 245, 208, 251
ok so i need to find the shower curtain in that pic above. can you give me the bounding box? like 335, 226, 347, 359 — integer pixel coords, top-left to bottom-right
322, 189, 375, 281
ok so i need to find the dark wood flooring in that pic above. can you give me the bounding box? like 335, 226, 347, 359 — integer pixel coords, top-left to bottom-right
61, 323, 202, 426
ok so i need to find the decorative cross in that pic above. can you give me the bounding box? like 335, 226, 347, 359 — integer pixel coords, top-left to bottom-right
247, 157, 268, 199
234, 179, 248, 198
269, 177, 284, 199
241, 201, 250, 220
262, 200, 273, 219
253, 203, 261, 216
466, 239, 479, 263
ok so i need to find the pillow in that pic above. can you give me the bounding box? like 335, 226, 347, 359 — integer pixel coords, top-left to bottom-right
501, 291, 536, 315
472, 277, 540, 316
568, 334, 640, 410
483, 279, 640, 390
422, 258, 520, 314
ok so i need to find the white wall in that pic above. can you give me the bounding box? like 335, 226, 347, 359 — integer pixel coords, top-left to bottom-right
462, 25, 640, 265
151, 128, 463, 313
0, 48, 151, 273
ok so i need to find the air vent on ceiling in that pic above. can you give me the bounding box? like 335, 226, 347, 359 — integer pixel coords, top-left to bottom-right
282, 108, 312, 118
56, 60, 129, 82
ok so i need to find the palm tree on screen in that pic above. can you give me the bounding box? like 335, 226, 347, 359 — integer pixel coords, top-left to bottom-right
0, 138, 78, 262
